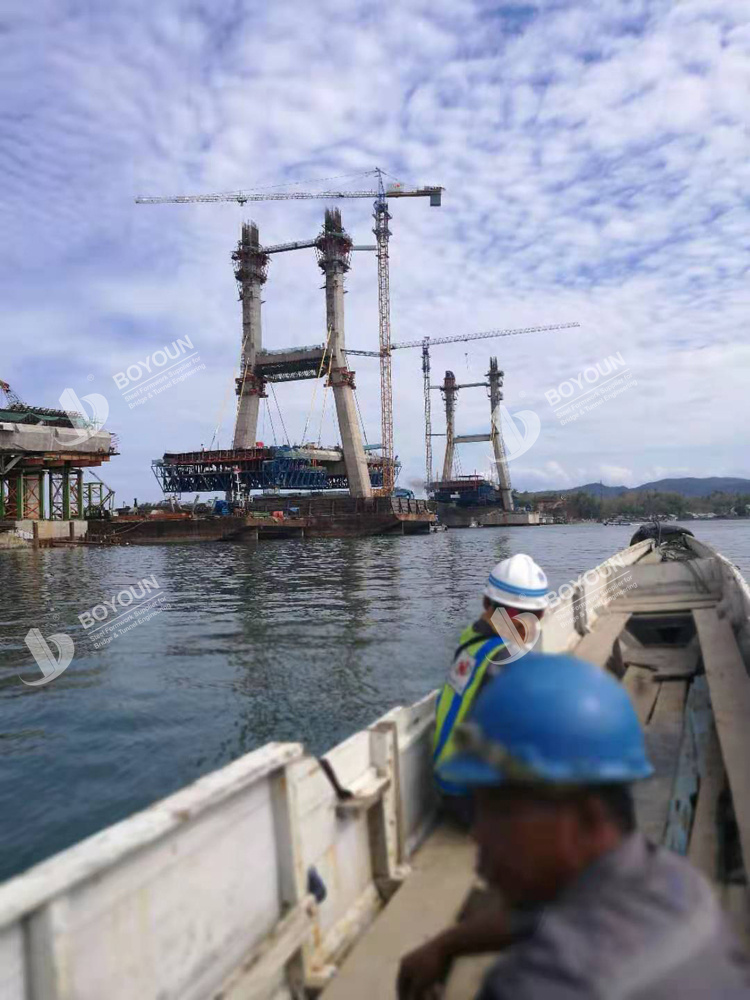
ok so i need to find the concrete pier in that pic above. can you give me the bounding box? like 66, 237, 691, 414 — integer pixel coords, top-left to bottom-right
440, 370, 457, 481
488, 358, 514, 512
232, 222, 268, 449
317, 210, 372, 498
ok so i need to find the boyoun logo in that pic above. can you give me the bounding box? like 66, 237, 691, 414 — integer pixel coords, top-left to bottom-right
59, 387, 109, 445
492, 403, 541, 461
21, 628, 75, 687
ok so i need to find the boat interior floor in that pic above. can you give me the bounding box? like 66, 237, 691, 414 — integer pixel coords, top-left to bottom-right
321, 824, 476, 1000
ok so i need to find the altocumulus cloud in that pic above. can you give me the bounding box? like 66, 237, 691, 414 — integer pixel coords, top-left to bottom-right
1, 0, 749, 496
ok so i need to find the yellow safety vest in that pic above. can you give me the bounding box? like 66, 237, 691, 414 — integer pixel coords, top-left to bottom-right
433, 623, 507, 795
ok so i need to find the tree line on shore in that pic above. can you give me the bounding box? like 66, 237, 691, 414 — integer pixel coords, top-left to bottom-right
513, 490, 750, 520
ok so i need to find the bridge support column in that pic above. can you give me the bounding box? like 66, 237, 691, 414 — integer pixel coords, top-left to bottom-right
317, 210, 372, 498
233, 222, 268, 449
488, 358, 514, 512
440, 371, 457, 481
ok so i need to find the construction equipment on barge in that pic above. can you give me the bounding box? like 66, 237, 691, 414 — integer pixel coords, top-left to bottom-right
2, 527, 750, 998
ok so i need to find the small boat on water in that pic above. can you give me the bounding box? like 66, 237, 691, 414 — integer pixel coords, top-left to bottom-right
603, 518, 633, 525
1, 525, 749, 1000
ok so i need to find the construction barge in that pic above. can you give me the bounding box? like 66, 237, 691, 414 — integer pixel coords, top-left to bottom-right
87, 494, 435, 544
431, 476, 541, 527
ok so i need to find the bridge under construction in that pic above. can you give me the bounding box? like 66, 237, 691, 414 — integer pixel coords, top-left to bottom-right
138, 172, 578, 522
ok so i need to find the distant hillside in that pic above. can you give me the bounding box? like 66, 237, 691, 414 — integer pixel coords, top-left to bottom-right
546, 477, 750, 499
636, 477, 750, 497
561, 483, 628, 498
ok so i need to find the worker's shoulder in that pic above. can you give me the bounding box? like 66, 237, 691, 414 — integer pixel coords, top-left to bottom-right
458, 618, 492, 643
483, 840, 748, 1000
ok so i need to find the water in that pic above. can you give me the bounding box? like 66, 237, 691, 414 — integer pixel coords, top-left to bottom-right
1, 520, 749, 882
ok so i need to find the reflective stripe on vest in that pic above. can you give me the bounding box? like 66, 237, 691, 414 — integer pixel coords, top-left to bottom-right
433, 635, 505, 793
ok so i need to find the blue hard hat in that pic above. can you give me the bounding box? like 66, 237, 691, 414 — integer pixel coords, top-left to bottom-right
437, 652, 653, 788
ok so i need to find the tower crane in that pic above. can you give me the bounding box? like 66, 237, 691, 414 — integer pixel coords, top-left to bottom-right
136, 169, 443, 495
346, 321, 580, 486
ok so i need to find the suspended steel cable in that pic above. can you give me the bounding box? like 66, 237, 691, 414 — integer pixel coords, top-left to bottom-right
302, 326, 333, 444
210, 367, 238, 449
354, 388, 369, 445
317, 352, 334, 446
265, 396, 278, 445
269, 383, 290, 446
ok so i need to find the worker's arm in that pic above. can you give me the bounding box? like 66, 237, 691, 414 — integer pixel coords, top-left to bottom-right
397, 900, 526, 1000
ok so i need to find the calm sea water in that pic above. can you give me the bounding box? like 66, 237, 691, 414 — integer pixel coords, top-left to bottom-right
1, 520, 749, 882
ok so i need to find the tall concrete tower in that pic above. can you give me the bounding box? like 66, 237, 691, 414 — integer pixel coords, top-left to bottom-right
440, 370, 458, 481
316, 210, 372, 498
488, 357, 514, 511
232, 222, 269, 449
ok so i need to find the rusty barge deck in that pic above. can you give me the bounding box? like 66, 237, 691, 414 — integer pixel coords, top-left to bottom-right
87, 495, 435, 544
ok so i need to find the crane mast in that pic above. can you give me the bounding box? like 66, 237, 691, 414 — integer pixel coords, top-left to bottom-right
373, 170, 395, 494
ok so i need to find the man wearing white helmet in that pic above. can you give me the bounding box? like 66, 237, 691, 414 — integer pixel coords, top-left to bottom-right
433, 554, 549, 820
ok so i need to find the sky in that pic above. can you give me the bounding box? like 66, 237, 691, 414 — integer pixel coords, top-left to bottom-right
2, 0, 750, 499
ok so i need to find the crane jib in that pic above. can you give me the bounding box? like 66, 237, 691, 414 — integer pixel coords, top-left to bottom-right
134, 187, 443, 205
390, 322, 580, 351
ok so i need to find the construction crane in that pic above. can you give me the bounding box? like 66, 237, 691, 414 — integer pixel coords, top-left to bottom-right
136, 168, 443, 495
0, 379, 26, 408
346, 321, 580, 486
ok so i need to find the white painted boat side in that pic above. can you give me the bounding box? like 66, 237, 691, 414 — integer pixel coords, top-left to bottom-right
0, 694, 438, 1000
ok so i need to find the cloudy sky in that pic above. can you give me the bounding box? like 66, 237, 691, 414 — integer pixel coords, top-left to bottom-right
2, 0, 749, 498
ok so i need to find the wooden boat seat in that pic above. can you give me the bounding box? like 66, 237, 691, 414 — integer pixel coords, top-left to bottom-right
572, 611, 632, 674
321, 824, 476, 1000
608, 557, 722, 612
694, 610, 750, 882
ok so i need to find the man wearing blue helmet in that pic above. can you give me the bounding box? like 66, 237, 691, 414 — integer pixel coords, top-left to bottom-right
400, 653, 750, 999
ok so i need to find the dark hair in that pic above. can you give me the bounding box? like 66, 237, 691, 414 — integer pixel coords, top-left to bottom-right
581, 785, 636, 834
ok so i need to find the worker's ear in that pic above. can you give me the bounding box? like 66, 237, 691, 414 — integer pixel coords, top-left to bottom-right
573, 793, 609, 833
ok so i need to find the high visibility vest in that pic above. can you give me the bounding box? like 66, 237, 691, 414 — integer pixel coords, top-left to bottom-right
433, 624, 507, 796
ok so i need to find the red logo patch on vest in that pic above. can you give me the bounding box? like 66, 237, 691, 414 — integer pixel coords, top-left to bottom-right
456, 656, 471, 677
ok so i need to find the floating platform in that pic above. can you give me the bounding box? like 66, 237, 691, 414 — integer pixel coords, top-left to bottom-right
241, 494, 435, 538
86, 495, 435, 544
435, 502, 540, 527
428, 477, 539, 527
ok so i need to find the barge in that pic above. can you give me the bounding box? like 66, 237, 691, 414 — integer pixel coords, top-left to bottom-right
430, 477, 539, 528
2, 527, 749, 999
85, 495, 435, 544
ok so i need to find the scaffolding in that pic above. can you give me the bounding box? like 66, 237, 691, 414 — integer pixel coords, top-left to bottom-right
151, 445, 387, 496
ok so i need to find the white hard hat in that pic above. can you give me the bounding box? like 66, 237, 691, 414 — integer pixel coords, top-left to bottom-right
484, 554, 549, 611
